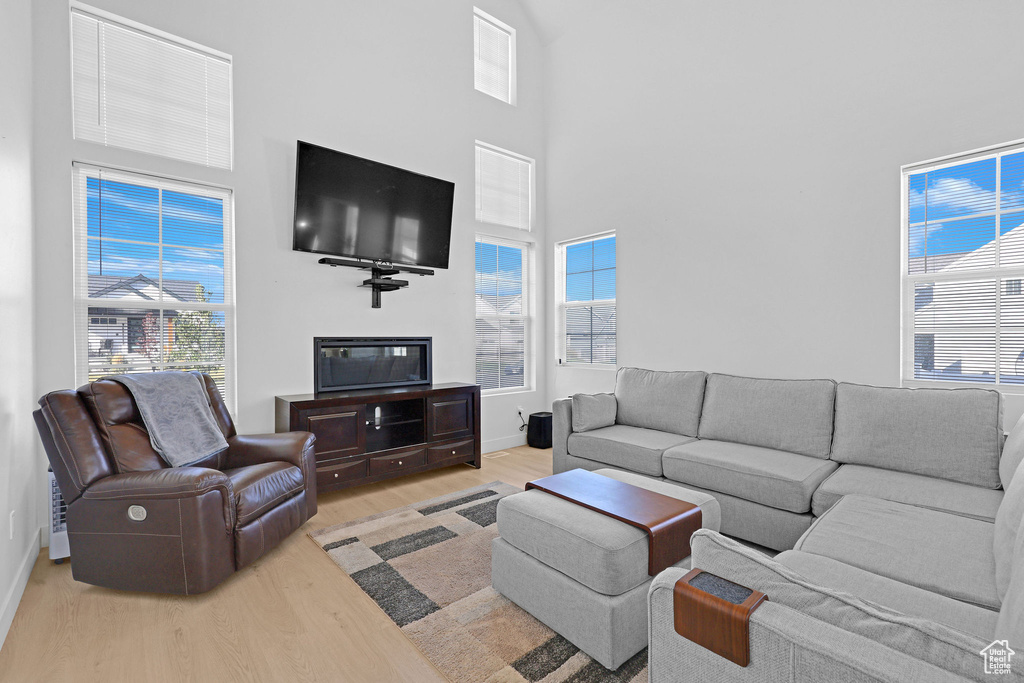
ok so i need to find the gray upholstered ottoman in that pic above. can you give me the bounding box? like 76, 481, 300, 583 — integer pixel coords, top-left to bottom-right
492, 468, 721, 670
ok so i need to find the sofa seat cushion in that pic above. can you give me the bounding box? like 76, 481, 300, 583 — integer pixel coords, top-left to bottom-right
224, 462, 304, 527
777, 549, 999, 640
795, 495, 1000, 609
811, 464, 1004, 521
661, 439, 838, 513
496, 468, 720, 595
567, 425, 694, 477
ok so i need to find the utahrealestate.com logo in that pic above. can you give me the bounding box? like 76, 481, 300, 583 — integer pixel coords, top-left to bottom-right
981, 640, 1015, 675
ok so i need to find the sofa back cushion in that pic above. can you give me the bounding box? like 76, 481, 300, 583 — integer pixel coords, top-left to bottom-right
995, 456, 1024, 601
571, 393, 617, 432
832, 383, 1002, 489
613, 367, 706, 437
697, 374, 836, 458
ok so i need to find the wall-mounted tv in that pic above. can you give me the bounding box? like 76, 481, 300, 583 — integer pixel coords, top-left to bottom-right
292, 141, 455, 270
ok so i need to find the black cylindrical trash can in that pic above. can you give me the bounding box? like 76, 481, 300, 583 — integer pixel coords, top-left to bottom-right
527, 411, 553, 449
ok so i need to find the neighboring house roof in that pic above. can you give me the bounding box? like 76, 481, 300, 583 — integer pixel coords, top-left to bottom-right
911, 220, 1024, 274
89, 274, 203, 303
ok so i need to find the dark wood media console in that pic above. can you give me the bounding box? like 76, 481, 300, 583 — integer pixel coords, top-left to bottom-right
275, 382, 481, 495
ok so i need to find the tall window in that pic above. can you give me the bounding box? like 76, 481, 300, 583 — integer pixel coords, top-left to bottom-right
473, 8, 515, 105
902, 142, 1024, 386
71, 3, 232, 169
475, 238, 530, 392
475, 141, 533, 231
73, 164, 236, 409
557, 234, 616, 365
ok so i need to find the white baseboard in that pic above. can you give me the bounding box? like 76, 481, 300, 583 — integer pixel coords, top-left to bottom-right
0, 528, 41, 652
483, 433, 528, 454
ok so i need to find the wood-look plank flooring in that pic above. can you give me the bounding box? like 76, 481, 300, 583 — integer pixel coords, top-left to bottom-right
0, 446, 552, 682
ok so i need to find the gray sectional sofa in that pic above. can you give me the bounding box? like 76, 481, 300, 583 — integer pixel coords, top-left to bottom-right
555, 367, 1024, 680
554, 367, 1006, 550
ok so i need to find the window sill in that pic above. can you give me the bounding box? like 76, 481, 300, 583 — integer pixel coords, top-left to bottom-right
557, 364, 617, 371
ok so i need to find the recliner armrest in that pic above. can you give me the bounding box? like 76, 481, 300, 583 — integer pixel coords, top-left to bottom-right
224, 432, 315, 470
224, 432, 318, 520
83, 467, 234, 532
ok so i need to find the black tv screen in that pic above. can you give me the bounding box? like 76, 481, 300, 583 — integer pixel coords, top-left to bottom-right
292, 141, 454, 269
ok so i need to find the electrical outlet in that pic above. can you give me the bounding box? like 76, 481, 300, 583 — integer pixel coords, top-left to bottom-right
517, 405, 525, 415
8, 510, 14, 541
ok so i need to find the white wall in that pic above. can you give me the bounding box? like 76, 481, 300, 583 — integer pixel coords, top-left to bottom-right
0, 0, 40, 649
545, 0, 1024, 421
31, 0, 548, 454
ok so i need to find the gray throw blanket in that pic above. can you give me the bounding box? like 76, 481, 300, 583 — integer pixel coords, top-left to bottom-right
105, 372, 229, 467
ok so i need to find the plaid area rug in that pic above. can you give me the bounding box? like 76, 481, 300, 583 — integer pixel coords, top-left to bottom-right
309, 482, 648, 683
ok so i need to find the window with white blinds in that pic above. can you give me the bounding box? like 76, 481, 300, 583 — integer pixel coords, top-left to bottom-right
73, 164, 236, 409
558, 234, 616, 366
473, 8, 515, 104
476, 142, 533, 231
71, 3, 232, 169
475, 238, 530, 392
903, 142, 1024, 386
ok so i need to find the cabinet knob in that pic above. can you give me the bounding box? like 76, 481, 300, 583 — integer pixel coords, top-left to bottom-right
398, 460, 403, 465
334, 473, 339, 478
452, 450, 456, 454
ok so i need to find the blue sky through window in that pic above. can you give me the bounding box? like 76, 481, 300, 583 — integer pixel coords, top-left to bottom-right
909, 152, 1024, 260
87, 177, 226, 302
566, 236, 615, 301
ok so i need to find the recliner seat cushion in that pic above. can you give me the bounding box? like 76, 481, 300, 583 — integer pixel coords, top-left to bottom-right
613, 367, 706, 437
776, 549, 999, 640
567, 425, 694, 477
224, 462, 304, 527
812, 464, 1004, 521
795, 495, 1001, 609
696, 374, 837, 459
662, 439, 838, 513
831, 383, 1002, 489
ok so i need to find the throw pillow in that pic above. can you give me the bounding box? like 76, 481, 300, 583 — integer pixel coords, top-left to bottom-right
571, 393, 616, 432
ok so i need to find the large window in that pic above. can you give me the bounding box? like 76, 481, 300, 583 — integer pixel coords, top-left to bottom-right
902, 142, 1024, 386
73, 164, 236, 408
557, 234, 616, 366
475, 141, 533, 231
473, 8, 515, 105
71, 3, 233, 169
475, 237, 530, 392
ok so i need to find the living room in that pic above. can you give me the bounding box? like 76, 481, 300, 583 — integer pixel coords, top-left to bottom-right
2, 0, 1024, 681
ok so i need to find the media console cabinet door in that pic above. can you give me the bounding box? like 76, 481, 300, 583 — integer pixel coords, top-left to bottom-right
427, 392, 475, 441
304, 405, 366, 459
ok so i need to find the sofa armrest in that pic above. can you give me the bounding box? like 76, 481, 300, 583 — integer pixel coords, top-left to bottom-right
224, 432, 317, 519
648, 569, 969, 683
83, 467, 234, 532
668, 530, 993, 682
552, 398, 573, 473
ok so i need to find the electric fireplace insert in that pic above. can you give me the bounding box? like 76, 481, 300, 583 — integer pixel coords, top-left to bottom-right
314, 337, 432, 392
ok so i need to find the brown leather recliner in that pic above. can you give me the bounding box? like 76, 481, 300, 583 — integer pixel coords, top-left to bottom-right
33, 372, 317, 594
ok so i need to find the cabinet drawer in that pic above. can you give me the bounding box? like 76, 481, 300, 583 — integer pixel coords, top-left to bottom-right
368, 449, 425, 476
426, 438, 475, 464
317, 458, 367, 490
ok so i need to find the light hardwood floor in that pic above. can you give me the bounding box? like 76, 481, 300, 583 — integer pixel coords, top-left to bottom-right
0, 446, 552, 682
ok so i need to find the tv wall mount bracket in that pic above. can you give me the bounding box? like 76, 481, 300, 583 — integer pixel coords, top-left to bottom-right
318, 257, 434, 308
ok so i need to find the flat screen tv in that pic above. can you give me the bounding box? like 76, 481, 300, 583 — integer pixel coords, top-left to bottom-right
292, 141, 455, 269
